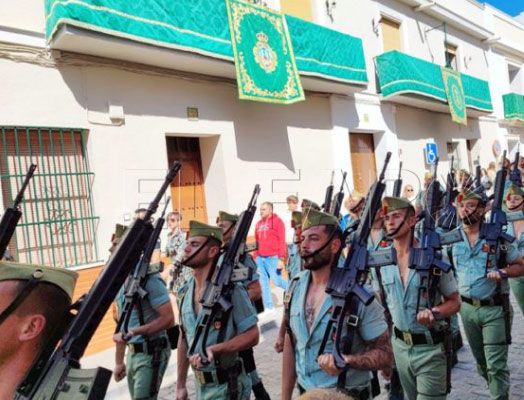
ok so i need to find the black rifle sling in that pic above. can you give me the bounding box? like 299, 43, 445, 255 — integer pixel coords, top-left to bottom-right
336, 296, 362, 391
283, 276, 301, 349
497, 243, 512, 345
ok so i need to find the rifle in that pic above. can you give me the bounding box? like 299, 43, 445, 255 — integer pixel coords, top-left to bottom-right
318, 152, 391, 369
15, 162, 181, 400
392, 161, 402, 197
330, 171, 348, 218
322, 171, 335, 213
189, 185, 260, 364
509, 149, 522, 187
437, 156, 458, 231
115, 197, 171, 338
0, 164, 36, 257
409, 158, 452, 312
479, 150, 514, 277
479, 151, 514, 344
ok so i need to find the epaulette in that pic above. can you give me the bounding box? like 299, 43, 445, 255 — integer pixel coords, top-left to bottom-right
507, 210, 524, 223
439, 228, 463, 246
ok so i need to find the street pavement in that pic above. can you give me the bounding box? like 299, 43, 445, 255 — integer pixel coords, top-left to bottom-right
158, 292, 524, 400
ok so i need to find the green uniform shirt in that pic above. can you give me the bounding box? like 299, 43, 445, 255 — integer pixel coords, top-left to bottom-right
449, 228, 519, 299
117, 272, 170, 343
371, 260, 457, 334
178, 277, 258, 371
289, 270, 387, 392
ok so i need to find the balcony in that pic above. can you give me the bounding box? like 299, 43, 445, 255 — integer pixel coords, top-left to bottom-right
375, 50, 493, 117
45, 0, 368, 95
502, 93, 524, 126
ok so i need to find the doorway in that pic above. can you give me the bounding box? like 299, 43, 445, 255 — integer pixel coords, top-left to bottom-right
166, 137, 208, 230
350, 133, 377, 193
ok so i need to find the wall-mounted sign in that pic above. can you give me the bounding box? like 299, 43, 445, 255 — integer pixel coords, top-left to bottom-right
492, 140, 501, 158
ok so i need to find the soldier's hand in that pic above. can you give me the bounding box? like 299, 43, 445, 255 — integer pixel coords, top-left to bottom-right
176, 387, 189, 400
274, 335, 284, 353
113, 332, 127, 344
416, 308, 435, 327
318, 354, 342, 376
206, 346, 216, 363
113, 363, 126, 382
487, 271, 502, 281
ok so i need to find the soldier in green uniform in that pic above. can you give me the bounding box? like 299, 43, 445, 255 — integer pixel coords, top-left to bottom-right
176, 221, 259, 400
0, 261, 78, 398
371, 197, 460, 400
449, 189, 524, 400
217, 210, 270, 400
504, 183, 524, 316
113, 222, 175, 400
282, 209, 392, 400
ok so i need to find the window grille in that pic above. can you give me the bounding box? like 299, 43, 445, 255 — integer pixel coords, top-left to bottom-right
0, 127, 99, 268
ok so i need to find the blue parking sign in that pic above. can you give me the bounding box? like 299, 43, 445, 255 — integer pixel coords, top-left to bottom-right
425, 143, 438, 164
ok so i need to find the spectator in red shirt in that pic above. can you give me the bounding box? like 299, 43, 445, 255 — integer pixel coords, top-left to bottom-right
255, 201, 288, 310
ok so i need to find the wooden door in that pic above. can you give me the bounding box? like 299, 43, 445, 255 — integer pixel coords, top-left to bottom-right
166, 137, 207, 230
350, 133, 377, 194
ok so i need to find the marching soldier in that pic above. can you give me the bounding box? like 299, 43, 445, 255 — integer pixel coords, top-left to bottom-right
371, 197, 461, 400
217, 210, 270, 400
113, 220, 175, 399
504, 184, 524, 316
0, 261, 78, 398
282, 209, 392, 400
449, 189, 524, 400
176, 221, 259, 400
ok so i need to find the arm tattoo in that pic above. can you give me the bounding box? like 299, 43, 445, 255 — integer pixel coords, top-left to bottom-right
343, 331, 393, 371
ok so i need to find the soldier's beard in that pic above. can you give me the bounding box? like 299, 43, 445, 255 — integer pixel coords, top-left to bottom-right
301, 248, 332, 271
462, 211, 482, 226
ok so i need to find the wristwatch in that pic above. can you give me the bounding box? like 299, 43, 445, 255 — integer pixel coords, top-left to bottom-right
498, 269, 508, 279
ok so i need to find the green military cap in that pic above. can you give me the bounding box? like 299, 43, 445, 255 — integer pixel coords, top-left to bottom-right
114, 223, 128, 239
301, 198, 320, 211
291, 211, 302, 228
189, 220, 223, 242
507, 184, 524, 198
302, 209, 339, 232
382, 196, 413, 214
217, 211, 239, 223
456, 188, 483, 203
0, 261, 78, 300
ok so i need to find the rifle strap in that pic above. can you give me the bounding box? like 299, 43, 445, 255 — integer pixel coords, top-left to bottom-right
283, 276, 301, 350
336, 296, 361, 392
374, 266, 392, 326
497, 244, 512, 345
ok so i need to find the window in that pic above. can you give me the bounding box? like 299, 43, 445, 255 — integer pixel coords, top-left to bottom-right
445, 43, 458, 70
380, 17, 402, 52
280, 0, 313, 20
0, 127, 99, 268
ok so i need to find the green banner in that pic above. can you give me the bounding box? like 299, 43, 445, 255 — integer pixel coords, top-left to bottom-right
226, 0, 304, 104
441, 67, 467, 125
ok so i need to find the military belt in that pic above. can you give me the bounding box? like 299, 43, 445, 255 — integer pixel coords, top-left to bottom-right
193, 361, 243, 385
297, 384, 370, 400
127, 337, 168, 354
394, 326, 445, 346
461, 295, 503, 307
